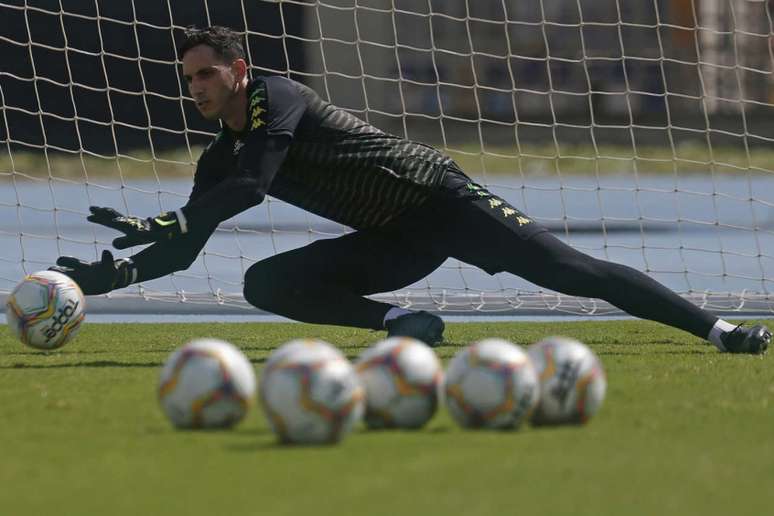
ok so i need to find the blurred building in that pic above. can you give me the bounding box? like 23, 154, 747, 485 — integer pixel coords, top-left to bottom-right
305, 0, 774, 145
2, 0, 773, 154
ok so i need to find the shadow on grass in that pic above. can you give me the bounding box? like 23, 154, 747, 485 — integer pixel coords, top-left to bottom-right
232, 427, 274, 437
225, 439, 355, 452
140, 425, 274, 436
247, 353, 361, 365
228, 345, 290, 353
0, 349, 150, 356
0, 360, 163, 369
352, 424, 453, 435
224, 425, 455, 452
3, 352, 367, 369
595, 348, 709, 356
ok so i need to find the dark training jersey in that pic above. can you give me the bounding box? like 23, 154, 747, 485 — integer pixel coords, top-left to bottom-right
184, 76, 455, 230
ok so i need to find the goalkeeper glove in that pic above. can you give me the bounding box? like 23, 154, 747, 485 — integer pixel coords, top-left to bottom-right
87, 206, 188, 250
50, 250, 136, 295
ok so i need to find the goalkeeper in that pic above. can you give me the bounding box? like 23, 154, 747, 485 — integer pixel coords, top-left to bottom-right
51, 26, 770, 354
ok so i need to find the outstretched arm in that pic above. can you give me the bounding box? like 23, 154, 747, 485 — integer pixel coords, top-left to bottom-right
86, 77, 304, 248
55, 77, 305, 294
85, 133, 291, 251
51, 223, 215, 295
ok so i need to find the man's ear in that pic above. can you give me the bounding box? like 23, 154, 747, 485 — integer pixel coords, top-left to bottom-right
231, 58, 248, 84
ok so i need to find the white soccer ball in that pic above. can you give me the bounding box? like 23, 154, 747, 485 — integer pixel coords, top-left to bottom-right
4, 270, 85, 350
263, 337, 343, 369
260, 339, 364, 444
355, 337, 443, 429
444, 338, 539, 429
528, 336, 607, 425
158, 338, 256, 429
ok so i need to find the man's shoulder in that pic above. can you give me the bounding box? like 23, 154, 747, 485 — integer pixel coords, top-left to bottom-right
256, 74, 295, 87
250, 76, 320, 105
248, 75, 300, 97
246, 76, 317, 136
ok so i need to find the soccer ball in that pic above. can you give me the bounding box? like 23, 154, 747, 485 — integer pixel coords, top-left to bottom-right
444, 338, 539, 430
528, 336, 607, 425
158, 338, 256, 429
355, 337, 443, 429
260, 339, 364, 444
263, 337, 342, 369
5, 270, 85, 350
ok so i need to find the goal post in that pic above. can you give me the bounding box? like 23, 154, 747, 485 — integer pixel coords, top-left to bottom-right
1, 0, 773, 315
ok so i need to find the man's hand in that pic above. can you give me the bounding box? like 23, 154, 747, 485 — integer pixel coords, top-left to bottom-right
87, 206, 188, 249
49, 250, 135, 295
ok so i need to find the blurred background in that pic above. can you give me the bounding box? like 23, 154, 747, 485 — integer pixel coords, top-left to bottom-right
2, 0, 774, 151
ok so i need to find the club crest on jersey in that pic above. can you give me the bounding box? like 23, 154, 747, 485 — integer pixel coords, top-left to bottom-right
249, 82, 268, 131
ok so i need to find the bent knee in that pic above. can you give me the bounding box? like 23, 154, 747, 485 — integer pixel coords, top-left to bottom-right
244, 258, 323, 310
243, 261, 282, 310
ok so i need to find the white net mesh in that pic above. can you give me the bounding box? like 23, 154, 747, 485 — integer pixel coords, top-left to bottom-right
1, 0, 773, 315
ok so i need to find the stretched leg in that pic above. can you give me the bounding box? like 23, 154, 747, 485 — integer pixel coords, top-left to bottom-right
243, 228, 446, 329
441, 182, 718, 339
504, 232, 718, 338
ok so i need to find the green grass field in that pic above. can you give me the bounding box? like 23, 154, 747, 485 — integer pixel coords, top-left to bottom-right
2, 320, 773, 515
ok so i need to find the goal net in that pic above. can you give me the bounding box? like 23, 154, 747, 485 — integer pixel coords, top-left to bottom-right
2, 0, 773, 315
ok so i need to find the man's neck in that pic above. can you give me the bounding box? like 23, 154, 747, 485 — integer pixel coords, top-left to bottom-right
222, 79, 250, 133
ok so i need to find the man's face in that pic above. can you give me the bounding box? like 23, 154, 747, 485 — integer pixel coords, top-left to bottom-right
182, 45, 240, 121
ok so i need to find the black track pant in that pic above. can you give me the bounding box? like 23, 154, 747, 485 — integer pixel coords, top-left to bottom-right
244, 172, 717, 339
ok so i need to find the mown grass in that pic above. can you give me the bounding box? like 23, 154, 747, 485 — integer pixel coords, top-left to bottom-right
1, 319, 773, 515
3, 143, 774, 182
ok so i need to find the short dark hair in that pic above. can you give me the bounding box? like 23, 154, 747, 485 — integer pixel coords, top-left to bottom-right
178, 26, 246, 62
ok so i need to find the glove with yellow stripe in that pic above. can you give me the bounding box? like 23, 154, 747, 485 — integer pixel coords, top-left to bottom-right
87, 206, 188, 249
50, 250, 136, 295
